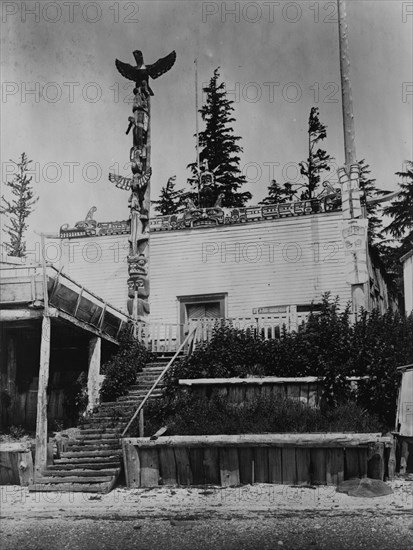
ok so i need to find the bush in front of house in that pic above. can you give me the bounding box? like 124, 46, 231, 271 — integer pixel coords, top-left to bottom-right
163, 294, 413, 428
100, 326, 155, 402
142, 393, 384, 437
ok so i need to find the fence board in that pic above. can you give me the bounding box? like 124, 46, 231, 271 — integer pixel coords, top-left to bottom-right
190, 448, 205, 485
158, 447, 177, 485
326, 449, 344, 485
123, 441, 141, 487
296, 448, 311, 485
203, 447, 220, 485
268, 447, 282, 483
345, 448, 361, 479
253, 448, 269, 483
238, 447, 254, 484
140, 448, 160, 487
174, 447, 192, 485
282, 448, 296, 484
310, 448, 326, 484
220, 448, 240, 487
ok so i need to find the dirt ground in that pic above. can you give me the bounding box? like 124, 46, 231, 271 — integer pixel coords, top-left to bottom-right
1, 479, 412, 549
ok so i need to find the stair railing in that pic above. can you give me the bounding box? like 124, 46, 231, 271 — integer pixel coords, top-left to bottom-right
121, 323, 199, 437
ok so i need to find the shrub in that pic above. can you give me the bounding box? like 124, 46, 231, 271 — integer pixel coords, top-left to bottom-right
100, 326, 155, 402
143, 394, 383, 437
162, 294, 413, 428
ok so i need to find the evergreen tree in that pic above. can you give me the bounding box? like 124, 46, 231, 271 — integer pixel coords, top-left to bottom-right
376, 161, 413, 296
358, 159, 384, 244
259, 180, 291, 205
152, 176, 185, 215
188, 68, 251, 208
1, 153, 38, 257
382, 161, 413, 240
299, 107, 333, 199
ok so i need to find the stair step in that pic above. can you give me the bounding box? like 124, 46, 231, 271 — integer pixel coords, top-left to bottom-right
66, 443, 120, 452
61, 449, 123, 459
80, 428, 123, 435
41, 468, 120, 478
48, 462, 121, 471
28, 478, 117, 493
36, 475, 114, 483
71, 438, 120, 446
76, 432, 119, 442
55, 456, 122, 465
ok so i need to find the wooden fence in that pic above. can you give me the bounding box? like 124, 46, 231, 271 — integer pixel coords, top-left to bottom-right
134, 311, 311, 353
178, 377, 366, 408
122, 434, 394, 488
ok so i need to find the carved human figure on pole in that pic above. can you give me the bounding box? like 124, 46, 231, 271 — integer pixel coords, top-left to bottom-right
110, 49, 176, 319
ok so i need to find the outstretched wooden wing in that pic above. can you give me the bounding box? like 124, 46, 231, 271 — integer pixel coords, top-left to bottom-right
115, 59, 138, 82
147, 51, 176, 79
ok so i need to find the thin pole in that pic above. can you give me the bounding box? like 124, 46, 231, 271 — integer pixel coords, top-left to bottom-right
337, 0, 357, 166
195, 59, 201, 205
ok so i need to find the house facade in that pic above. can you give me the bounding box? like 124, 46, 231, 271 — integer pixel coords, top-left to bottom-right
57, 198, 394, 331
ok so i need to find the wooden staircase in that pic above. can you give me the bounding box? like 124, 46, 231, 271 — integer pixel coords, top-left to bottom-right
29, 361, 168, 493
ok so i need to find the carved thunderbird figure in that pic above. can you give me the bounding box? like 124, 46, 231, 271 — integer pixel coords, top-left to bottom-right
115, 50, 176, 95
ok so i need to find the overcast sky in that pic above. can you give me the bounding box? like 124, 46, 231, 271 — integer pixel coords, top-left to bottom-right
1, 0, 412, 243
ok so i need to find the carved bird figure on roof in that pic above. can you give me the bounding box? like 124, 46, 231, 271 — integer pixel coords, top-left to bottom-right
115, 50, 176, 96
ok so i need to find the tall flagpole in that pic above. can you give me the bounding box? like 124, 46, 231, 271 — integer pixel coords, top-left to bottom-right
337, 0, 357, 166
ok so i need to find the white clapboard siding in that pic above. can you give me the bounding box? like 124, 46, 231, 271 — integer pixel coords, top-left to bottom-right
150, 211, 351, 324
58, 211, 351, 322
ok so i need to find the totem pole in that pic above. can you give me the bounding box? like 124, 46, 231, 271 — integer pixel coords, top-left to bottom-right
109, 50, 176, 320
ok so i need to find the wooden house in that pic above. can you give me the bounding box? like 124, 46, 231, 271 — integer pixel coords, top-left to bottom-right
57, 197, 395, 344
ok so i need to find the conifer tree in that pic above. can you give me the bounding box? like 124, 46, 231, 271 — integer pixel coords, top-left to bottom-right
382, 161, 413, 240
377, 161, 413, 295
152, 176, 185, 215
1, 153, 38, 257
358, 159, 384, 244
299, 107, 333, 199
259, 180, 290, 205
188, 68, 251, 208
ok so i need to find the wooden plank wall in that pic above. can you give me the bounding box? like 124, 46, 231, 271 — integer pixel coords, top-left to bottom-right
124, 444, 384, 488
189, 382, 324, 408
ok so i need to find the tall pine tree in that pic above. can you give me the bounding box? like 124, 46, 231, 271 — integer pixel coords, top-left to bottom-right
188, 68, 251, 208
299, 107, 333, 199
1, 153, 38, 257
152, 176, 185, 215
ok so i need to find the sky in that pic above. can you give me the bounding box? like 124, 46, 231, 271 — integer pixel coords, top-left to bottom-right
1, 0, 412, 247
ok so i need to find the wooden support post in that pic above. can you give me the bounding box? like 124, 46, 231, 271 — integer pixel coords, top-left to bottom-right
7, 335, 17, 413
35, 316, 51, 477
138, 409, 144, 437
87, 336, 101, 412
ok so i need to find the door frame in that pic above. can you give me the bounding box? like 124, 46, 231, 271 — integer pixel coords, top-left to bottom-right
177, 293, 227, 340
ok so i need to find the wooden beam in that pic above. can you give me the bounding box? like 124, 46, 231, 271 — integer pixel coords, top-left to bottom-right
87, 336, 101, 412
0, 309, 44, 322
56, 310, 119, 345
178, 376, 368, 386
35, 316, 51, 477
124, 433, 391, 449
